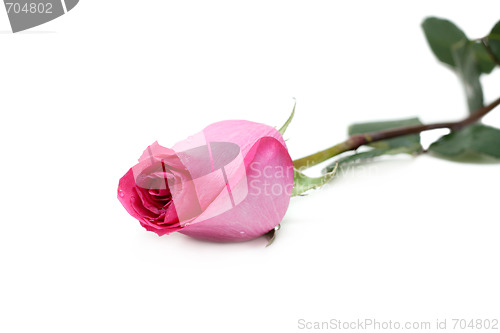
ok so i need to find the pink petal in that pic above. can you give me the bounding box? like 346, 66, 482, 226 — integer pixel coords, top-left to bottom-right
178, 136, 293, 242
117, 169, 145, 222
118, 168, 181, 236
173, 120, 287, 160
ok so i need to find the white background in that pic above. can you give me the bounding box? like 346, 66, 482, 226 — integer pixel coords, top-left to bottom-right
1, 1, 500, 332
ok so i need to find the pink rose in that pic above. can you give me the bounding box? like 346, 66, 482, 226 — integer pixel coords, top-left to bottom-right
117, 120, 294, 242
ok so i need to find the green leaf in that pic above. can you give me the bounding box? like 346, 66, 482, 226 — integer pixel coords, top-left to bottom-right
422, 17, 489, 114
487, 20, 500, 64
429, 124, 500, 160
472, 41, 496, 74
348, 117, 423, 150
279, 101, 295, 136
422, 17, 468, 67
452, 40, 484, 113
292, 165, 337, 196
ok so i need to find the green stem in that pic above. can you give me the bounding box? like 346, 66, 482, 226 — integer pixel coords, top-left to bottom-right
293, 95, 500, 169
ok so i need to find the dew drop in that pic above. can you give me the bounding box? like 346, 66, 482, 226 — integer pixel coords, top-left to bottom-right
118, 189, 125, 198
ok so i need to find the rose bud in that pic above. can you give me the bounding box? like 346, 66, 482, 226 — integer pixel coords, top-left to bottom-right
117, 120, 294, 242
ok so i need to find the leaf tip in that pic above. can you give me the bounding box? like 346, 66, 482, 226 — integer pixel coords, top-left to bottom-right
279, 100, 296, 136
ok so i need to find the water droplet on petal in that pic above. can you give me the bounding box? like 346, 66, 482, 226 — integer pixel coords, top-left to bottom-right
118, 189, 125, 198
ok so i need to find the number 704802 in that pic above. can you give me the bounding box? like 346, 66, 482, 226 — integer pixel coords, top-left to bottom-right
5, 2, 53, 14
452, 319, 499, 330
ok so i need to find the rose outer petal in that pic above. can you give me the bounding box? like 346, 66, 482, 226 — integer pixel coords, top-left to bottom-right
173, 120, 287, 160
118, 169, 145, 222
178, 136, 293, 242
